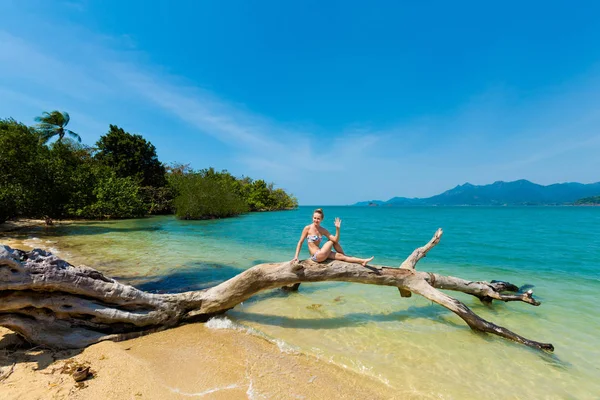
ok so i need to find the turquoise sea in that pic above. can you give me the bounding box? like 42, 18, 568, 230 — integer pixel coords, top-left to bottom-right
3, 206, 600, 399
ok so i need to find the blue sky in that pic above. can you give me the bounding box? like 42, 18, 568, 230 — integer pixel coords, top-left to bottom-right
1, 1, 600, 205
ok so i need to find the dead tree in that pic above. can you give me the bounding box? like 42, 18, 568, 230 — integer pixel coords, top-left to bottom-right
0, 229, 553, 351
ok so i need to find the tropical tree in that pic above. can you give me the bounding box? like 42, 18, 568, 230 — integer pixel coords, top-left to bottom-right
95, 125, 166, 187
0, 118, 47, 222
169, 168, 248, 219
35, 111, 81, 144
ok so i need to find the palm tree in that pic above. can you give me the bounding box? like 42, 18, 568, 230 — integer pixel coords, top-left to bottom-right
35, 111, 81, 143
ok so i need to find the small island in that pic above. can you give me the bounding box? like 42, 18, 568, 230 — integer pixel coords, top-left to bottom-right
574, 196, 600, 205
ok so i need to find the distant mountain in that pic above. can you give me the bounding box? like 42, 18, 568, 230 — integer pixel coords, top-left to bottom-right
353, 180, 600, 206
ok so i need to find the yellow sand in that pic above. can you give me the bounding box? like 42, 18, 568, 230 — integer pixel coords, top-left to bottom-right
0, 324, 401, 399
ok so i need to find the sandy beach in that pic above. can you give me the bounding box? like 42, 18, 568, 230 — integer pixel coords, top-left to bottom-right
0, 223, 399, 399
0, 324, 400, 400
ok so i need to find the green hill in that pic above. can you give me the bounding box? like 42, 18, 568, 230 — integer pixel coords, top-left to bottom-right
353, 180, 600, 206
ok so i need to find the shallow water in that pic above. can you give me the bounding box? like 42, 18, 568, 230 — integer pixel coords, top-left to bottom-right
3, 206, 599, 399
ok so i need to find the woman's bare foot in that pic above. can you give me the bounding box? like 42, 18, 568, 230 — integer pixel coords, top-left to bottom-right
362, 256, 374, 266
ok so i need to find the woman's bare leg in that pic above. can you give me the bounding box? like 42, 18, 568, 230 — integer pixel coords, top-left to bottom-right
329, 252, 374, 266
314, 241, 335, 262
333, 241, 345, 255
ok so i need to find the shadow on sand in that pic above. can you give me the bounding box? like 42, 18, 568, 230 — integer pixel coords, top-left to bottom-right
0, 332, 83, 372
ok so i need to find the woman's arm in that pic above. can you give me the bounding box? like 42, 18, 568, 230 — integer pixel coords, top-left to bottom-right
291, 226, 309, 262
321, 217, 341, 243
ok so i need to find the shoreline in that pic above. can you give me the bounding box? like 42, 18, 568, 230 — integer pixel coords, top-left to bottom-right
0, 218, 79, 233
0, 232, 400, 399
0, 324, 399, 399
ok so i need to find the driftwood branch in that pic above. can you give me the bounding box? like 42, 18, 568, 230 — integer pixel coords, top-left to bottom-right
0, 230, 553, 352
400, 228, 443, 270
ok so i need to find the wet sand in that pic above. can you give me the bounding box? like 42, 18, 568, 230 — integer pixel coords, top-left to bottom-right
0, 324, 398, 399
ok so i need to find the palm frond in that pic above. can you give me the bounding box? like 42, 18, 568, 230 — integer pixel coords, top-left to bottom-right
62, 112, 70, 127
66, 130, 82, 143
34, 110, 68, 126
34, 111, 51, 123
34, 110, 77, 143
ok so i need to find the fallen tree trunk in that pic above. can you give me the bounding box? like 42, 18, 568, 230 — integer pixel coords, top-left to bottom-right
0, 229, 553, 351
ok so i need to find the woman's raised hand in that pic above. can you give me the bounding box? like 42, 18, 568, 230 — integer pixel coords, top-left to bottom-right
334, 217, 342, 228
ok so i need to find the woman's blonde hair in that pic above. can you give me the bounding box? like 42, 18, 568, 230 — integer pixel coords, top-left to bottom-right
313, 208, 324, 218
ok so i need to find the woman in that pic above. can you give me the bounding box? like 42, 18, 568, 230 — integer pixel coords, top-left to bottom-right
291, 208, 374, 266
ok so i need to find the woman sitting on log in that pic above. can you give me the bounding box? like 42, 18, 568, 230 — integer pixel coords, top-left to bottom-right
291, 208, 374, 266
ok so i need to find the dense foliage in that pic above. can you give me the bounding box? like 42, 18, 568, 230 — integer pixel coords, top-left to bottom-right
0, 113, 297, 223
169, 168, 298, 219
95, 125, 166, 187
0, 119, 40, 221
170, 168, 249, 219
